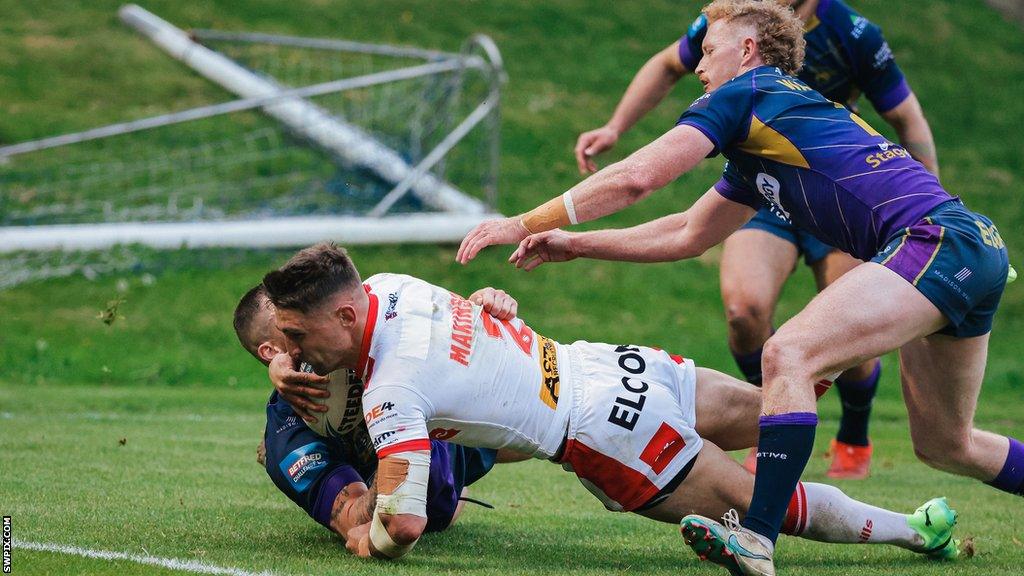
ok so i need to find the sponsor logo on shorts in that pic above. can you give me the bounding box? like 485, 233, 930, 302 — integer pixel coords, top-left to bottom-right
954, 267, 973, 282
932, 269, 973, 303
384, 292, 399, 321
280, 442, 330, 492
608, 345, 650, 432
429, 427, 461, 440
757, 451, 788, 460
537, 335, 560, 410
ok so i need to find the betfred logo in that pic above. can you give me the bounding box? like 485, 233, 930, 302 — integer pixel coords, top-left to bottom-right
279, 441, 330, 492
429, 427, 461, 440
288, 452, 323, 479
365, 401, 395, 424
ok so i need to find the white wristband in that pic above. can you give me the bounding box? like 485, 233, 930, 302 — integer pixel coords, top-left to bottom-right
369, 512, 415, 559
562, 191, 579, 225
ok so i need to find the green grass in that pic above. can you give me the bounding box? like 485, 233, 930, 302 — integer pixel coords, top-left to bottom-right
1, 0, 1023, 574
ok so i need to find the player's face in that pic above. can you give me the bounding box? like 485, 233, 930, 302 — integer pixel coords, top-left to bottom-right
696, 19, 752, 92
275, 304, 355, 375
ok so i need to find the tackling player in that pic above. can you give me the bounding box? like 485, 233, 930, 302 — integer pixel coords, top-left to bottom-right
232, 285, 518, 542
457, 2, 1014, 574
572, 0, 940, 479
261, 242, 958, 564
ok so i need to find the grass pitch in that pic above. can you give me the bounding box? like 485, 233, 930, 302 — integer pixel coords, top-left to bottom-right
1, 0, 1023, 574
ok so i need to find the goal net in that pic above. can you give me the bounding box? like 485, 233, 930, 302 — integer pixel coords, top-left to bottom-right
0, 4, 504, 288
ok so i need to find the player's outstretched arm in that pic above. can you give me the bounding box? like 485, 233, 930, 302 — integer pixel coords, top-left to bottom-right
347, 451, 430, 560
880, 92, 939, 176
575, 41, 688, 174
509, 186, 754, 270
457, 124, 714, 265
268, 353, 330, 423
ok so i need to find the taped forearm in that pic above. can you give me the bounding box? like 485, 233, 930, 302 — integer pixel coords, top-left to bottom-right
367, 451, 430, 559
520, 191, 578, 234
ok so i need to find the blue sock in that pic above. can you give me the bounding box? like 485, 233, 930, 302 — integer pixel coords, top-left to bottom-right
986, 437, 1024, 495
835, 361, 880, 447
741, 412, 818, 544
732, 346, 764, 386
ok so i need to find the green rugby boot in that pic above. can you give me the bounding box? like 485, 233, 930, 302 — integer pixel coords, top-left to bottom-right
907, 497, 960, 560
681, 510, 775, 576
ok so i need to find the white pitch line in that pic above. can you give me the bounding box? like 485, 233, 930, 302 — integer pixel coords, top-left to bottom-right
13, 540, 279, 576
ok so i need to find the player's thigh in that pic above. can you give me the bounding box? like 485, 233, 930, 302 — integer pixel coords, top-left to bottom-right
810, 250, 862, 292
636, 442, 752, 524
768, 262, 948, 384
720, 228, 798, 315
693, 367, 760, 451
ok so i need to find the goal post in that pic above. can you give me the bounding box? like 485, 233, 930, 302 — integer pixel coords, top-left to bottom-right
0, 5, 504, 262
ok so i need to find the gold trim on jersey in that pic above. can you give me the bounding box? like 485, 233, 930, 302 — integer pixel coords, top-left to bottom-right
537, 335, 560, 410
738, 115, 811, 169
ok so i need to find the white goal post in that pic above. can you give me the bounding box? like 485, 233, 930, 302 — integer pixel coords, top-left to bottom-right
0, 4, 505, 254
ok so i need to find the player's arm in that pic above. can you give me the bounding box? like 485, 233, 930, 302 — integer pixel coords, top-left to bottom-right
347, 450, 431, 560
509, 185, 754, 269
575, 41, 689, 174
878, 92, 939, 176
457, 123, 715, 264
328, 481, 374, 538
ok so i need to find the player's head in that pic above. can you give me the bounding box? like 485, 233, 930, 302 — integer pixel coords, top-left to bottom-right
696, 0, 805, 91
262, 242, 366, 374
233, 284, 287, 366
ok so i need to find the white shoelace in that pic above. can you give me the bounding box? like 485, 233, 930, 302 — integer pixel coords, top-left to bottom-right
722, 508, 742, 531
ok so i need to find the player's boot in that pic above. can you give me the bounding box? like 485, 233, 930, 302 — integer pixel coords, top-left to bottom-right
681, 510, 775, 576
907, 497, 960, 560
826, 439, 872, 479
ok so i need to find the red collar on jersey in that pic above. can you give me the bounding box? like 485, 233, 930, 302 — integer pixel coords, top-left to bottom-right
356, 284, 379, 382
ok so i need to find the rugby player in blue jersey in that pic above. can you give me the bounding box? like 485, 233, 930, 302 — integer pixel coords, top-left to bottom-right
573, 0, 940, 479
458, 1, 1015, 573
233, 285, 520, 544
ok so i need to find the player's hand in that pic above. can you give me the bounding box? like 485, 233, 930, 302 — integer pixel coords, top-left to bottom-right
468, 287, 518, 320
509, 229, 579, 271
574, 126, 619, 174
456, 217, 530, 265
346, 523, 373, 558
256, 439, 266, 466
268, 353, 330, 423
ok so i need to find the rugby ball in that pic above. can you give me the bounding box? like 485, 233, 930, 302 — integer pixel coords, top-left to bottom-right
304, 367, 366, 439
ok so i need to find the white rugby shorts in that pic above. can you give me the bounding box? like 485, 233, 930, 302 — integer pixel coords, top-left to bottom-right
559, 341, 702, 512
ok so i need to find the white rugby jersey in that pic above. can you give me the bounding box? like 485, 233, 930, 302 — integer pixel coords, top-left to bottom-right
358, 273, 573, 459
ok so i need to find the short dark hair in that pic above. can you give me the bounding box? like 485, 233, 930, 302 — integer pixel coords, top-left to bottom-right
263, 242, 361, 313
233, 283, 272, 360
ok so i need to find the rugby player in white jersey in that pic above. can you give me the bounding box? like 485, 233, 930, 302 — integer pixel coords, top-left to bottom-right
262, 243, 957, 563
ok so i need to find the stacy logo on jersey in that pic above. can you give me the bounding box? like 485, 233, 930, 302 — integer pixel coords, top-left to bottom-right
280, 442, 329, 492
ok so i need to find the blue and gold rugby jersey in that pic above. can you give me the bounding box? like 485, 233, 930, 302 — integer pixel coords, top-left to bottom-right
676, 66, 951, 261
678, 0, 910, 113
